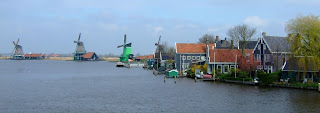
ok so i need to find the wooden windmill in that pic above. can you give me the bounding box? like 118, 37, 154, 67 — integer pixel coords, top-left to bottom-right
11, 38, 24, 60
73, 33, 87, 60
117, 34, 134, 62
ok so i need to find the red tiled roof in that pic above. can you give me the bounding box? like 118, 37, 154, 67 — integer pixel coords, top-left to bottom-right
81, 52, 95, 59
147, 54, 153, 59
209, 49, 254, 62
135, 56, 148, 60
176, 43, 216, 53
24, 54, 43, 57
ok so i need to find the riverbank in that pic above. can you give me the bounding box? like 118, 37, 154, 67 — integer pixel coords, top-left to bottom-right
195, 77, 320, 92
0, 56, 10, 60
0, 56, 120, 62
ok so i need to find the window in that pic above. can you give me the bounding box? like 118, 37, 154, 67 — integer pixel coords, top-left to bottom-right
224, 65, 229, 73
201, 56, 205, 61
263, 45, 266, 50
254, 54, 258, 61
192, 56, 196, 60
265, 54, 268, 62
217, 65, 222, 73
230, 65, 235, 69
196, 56, 200, 60
258, 45, 260, 50
212, 46, 215, 49
182, 56, 186, 60
182, 63, 189, 70
187, 56, 191, 60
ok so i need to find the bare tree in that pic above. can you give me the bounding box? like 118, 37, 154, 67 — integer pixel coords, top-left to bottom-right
135, 53, 141, 57
227, 24, 256, 55
156, 41, 175, 57
167, 46, 176, 58
198, 34, 216, 43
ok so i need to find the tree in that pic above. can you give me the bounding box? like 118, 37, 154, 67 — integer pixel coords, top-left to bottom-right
198, 34, 216, 43
285, 14, 320, 81
227, 24, 256, 55
237, 54, 258, 78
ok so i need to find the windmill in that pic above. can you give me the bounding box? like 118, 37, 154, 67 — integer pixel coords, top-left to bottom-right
117, 34, 134, 62
11, 38, 24, 60
154, 35, 161, 70
73, 33, 87, 60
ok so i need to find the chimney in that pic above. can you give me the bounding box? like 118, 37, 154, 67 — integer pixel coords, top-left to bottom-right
205, 37, 210, 63
216, 36, 219, 42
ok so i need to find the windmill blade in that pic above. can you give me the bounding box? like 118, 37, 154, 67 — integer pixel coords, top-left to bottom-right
117, 45, 124, 48
158, 35, 161, 45
74, 41, 78, 43
11, 47, 15, 55
78, 33, 81, 41
13, 41, 16, 45
124, 34, 126, 44
16, 39, 19, 45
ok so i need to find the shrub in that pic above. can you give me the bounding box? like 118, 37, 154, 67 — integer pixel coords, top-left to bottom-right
259, 72, 280, 86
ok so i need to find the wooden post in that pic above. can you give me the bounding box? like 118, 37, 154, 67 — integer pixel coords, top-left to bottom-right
164, 75, 166, 83
174, 76, 177, 83
195, 77, 197, 82
318, 83, 320, 92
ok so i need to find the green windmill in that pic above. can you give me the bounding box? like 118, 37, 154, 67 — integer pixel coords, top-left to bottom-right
117, 34, 134, 62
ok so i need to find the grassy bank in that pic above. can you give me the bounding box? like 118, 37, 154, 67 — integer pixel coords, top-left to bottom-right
0, 57, 11, 60
45, 57, 73, 60
99, 57, 120, 62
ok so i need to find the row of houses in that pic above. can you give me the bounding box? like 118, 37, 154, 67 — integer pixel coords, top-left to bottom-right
139, 34, 317, 83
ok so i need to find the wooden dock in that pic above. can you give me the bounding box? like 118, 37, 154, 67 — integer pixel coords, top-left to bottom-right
224, 80, 257, 86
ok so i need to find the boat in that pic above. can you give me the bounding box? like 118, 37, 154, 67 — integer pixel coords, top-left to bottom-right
195, 69, 203, 78
116, 62, 125, 67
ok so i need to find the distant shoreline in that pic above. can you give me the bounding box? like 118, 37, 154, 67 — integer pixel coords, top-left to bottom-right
0, 57, 120, 62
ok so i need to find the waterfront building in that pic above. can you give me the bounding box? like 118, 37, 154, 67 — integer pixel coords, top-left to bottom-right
24, 53, 44, 59
282, 57, 319, 83
252, 33, 291, 73
80, 52, 99, 61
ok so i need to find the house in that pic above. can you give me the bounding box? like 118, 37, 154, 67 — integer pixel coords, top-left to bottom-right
147, 54, 154, 66
239, 41, 258, 49
215, 36, 235, 49
135, 55, 148, 62
24, 53, 44, 59
208, 49, 254, 74
175, 43, 215, 72
80, 52, 99, 61
154, 52, 175, 70
253, 34, 291, 73
282, 57, 319, 83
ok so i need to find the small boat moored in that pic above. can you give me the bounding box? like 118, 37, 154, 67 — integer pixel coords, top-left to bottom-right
116, 62, 125, 67
165, 69, 178, 77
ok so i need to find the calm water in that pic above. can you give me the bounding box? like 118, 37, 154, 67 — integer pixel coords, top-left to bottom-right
0, 60, 319, 113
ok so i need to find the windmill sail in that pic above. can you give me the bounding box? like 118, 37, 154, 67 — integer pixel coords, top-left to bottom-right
74, 33, 86, 53
12, 38, 24, 60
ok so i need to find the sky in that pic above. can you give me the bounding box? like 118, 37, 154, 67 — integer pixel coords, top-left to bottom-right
1, 0, 320, 55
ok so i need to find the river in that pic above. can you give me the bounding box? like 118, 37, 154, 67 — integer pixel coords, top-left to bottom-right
0, 60, 319, 113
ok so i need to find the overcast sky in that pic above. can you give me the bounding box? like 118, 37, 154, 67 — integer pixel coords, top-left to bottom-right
1, 0, 319, 55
